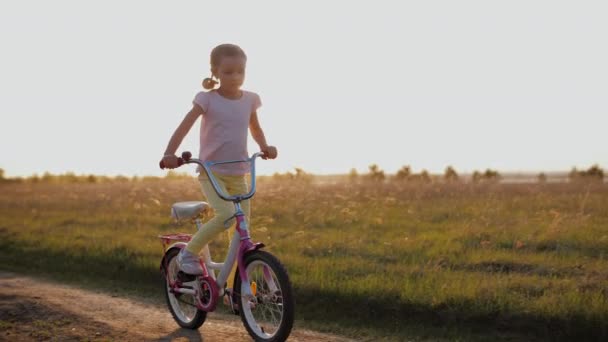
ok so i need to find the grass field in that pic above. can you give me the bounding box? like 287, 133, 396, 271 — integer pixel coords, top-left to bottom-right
1, 177, 607, 341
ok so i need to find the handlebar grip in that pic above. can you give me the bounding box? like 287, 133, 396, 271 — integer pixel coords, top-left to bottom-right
159, 151, 192, 169
159, 157, 184, 169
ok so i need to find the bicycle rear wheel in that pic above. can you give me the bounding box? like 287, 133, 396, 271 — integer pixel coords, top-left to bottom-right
235, 250, 294, 342
162, 248, 207, 329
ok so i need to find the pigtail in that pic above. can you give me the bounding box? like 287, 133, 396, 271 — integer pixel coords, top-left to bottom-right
202, 76, 218, 90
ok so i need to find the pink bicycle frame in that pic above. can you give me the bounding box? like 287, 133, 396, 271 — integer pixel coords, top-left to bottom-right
186, 152, 266, 298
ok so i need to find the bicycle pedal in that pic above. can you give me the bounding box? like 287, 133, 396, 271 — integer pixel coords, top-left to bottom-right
177, 271, 197, 282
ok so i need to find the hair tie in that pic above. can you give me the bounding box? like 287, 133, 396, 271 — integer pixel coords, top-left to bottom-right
202, 77, 217, 90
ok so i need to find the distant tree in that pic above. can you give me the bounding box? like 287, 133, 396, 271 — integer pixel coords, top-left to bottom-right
42, 172, 55, 183
419, 170, 432, 183
584, 164, 604, 180
0, 168, 5, 182
471, 171, 482, 183
483, 169, 501, 182
444, 166, 459, 182
63, 172, 78, 183
395, 165, 411, 181
367, 164, 385, 182
408, 169, 432, 183
537, 172, 547, 183
569, 165, 604, 182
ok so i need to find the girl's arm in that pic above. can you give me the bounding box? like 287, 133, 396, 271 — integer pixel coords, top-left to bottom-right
161, 104, 204, 168
249, 111, 277, 159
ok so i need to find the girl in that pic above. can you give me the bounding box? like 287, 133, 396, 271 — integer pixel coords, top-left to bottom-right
160, 44, 277, 291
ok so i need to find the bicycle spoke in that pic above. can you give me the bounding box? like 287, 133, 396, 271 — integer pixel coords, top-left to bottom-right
177, 295, 197, 308
263, 265, 279, 293
267, 303, 283, 318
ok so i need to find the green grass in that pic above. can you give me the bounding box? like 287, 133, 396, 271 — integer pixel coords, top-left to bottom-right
1, 179, 607, 341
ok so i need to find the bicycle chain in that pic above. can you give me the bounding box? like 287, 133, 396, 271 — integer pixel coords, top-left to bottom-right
173, 282, 212, 308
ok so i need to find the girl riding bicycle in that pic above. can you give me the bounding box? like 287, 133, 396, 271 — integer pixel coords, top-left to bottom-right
160, 43, 278, 293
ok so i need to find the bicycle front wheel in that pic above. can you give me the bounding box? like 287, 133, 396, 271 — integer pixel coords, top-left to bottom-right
235, 250, 295, 342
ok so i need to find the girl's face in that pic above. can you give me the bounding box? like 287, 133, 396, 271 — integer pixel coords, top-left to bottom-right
213, 56, 246, 93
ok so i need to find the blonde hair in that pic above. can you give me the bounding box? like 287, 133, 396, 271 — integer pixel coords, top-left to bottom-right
202, 44, 247, 90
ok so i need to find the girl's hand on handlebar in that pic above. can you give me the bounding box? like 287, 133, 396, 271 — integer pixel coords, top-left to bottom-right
261, 146, 278, 160
161, 154, 180, 169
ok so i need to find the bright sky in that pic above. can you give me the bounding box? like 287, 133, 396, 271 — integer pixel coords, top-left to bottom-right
1, 1, 606, 177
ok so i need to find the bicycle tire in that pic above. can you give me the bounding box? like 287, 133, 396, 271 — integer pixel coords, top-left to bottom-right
235, 250, 295, 342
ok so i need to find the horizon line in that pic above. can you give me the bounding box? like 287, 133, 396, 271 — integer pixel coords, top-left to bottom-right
1, 168, 600, 179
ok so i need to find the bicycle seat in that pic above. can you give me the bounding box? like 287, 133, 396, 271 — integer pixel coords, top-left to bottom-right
171, 201, 210, 221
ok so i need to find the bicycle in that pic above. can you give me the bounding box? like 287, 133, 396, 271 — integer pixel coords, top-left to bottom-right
159, 151, 294, 342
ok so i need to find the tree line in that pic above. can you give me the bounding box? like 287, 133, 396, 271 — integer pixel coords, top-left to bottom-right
351, 164, 502, 183
0, 164, 604, 184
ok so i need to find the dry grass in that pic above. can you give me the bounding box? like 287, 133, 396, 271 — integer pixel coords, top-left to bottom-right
1, 179, 607, 341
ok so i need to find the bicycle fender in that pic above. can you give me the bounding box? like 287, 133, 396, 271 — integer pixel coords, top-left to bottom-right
159, 243, 187, 272
244, 242, 266, 255
233, 242, 267, 290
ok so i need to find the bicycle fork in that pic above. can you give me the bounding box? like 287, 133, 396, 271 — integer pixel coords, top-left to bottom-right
232, 202, 266, 300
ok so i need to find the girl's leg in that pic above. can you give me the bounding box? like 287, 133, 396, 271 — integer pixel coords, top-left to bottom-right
185, 174, 235, 255
182, 171, 250, 295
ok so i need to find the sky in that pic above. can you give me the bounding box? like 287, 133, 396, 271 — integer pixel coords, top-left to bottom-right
1, 1, 607, 177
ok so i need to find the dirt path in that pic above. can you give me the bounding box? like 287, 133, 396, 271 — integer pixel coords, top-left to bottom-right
0, 272, 353, 341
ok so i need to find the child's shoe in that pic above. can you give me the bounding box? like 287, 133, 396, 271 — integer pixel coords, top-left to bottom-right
176, 248, 204, 275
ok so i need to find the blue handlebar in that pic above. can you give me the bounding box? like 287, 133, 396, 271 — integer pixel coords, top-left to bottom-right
185, 152, 265, 203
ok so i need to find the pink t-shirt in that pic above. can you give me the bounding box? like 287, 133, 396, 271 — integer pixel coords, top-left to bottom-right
193, 90, 262, 175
